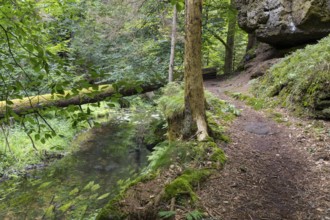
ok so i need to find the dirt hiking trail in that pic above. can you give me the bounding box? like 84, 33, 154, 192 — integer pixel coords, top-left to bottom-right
200, 75, 330, 220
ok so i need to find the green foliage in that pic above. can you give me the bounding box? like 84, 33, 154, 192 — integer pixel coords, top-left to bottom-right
0, 116, 81, 175
147, 141, 199, 171
157, 82, 185, 119
254, 35, 330, 118
0, 100, 118, 177
159, 210, 176, 219
205, 91, 241, 117
198, 141, 227, 165
170, 0, 185, 11
230, 92, 266, 110
70, 0, 178, 85
158, 83, 240, 122
204, 91, 239, 141
185, 210, 204, 220
202, 0, 247, 72
157, 83, 239, 142
164, 169, 212, 201
147, 142, 172, 170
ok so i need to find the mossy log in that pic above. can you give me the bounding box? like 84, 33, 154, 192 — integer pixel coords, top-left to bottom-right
0, 83, 163, 118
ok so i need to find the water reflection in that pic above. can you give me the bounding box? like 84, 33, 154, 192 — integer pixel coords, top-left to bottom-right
0, 121, 149, 219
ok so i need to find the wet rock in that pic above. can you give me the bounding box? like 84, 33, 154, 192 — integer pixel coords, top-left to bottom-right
236, 0, 330, 47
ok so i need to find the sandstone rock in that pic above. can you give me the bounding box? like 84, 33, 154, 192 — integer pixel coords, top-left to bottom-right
236, 0, 330, 47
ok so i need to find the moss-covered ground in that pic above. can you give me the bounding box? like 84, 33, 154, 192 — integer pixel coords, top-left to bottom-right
253, 35, 330, 119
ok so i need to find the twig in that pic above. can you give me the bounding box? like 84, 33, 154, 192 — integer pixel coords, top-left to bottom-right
79, 105, 92, 128
21, 119, 39, 153
0, 24, 33, 82
36, 112, 56, 133
42, 195, 55, 220
170, 197, 176, 211
0, 123, 17, 161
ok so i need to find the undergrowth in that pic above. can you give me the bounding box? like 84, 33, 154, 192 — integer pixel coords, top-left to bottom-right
97, 83, 235, 220
230, 92, 266, 110
254, 35, 330, 119
0, 101, 123, 178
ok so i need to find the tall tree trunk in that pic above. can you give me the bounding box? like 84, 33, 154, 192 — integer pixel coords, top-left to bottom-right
168, 5, 177, 83
183, 0, 208, 141
224, 0, 237, 75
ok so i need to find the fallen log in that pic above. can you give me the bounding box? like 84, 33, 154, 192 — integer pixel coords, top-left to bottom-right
0, 82, 163, 118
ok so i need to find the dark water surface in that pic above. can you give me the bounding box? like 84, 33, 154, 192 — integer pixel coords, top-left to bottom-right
0, 121, 149, 219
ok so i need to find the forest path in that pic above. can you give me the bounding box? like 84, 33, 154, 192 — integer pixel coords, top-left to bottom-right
199, 77, 330, 220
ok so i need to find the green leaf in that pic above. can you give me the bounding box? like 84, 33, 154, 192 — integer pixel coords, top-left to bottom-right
97, 193, 110, 200
69, 187, 79, 196
44, 205, 55, 218
35, 134, 40, 141
158, 210, 176, 219
24, 44, 34, 52
185, 210, 204, 220
6, 100, 14, 105
91, 183, 100, 191
38, 181, 52, 189
83, 181, 95, 191
59, 201, 73, 212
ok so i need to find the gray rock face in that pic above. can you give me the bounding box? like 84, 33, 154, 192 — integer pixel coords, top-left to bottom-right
236, 0, 330, 47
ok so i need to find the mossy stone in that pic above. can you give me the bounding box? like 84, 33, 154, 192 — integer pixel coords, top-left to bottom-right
164, 169, 212, 202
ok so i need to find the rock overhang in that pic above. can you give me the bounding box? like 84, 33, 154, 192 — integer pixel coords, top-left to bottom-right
236, 0, 330, 47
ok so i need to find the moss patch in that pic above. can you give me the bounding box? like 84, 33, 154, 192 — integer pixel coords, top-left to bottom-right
197, 141, 227, 169
230, 92, 266, 110
164, 169, 212, 202
254, 35, 330, 119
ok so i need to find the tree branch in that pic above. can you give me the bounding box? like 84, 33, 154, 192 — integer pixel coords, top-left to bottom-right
204, 27, 232, 52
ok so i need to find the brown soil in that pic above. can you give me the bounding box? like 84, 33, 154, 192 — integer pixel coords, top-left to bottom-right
199, 78, 330, 220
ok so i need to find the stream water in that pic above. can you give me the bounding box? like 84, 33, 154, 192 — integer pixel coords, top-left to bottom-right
0, 119, 149, 219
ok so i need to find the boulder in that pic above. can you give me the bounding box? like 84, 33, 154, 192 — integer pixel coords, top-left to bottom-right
236, 0, 330, 47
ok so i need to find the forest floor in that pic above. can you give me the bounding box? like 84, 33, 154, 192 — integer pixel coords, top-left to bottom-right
199, 74, 330, 220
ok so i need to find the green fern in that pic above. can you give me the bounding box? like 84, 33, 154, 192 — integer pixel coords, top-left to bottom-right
185, 210, 204, 220
157, 82, 185, 119
158, 210, 176, 219
147, 142, 170, 170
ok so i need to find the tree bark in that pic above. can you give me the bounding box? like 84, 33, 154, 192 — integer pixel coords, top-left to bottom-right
0, 83, 163, 118
183, 0, 208, 141
224, 0, 237, 75
168, 5, 177, 83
